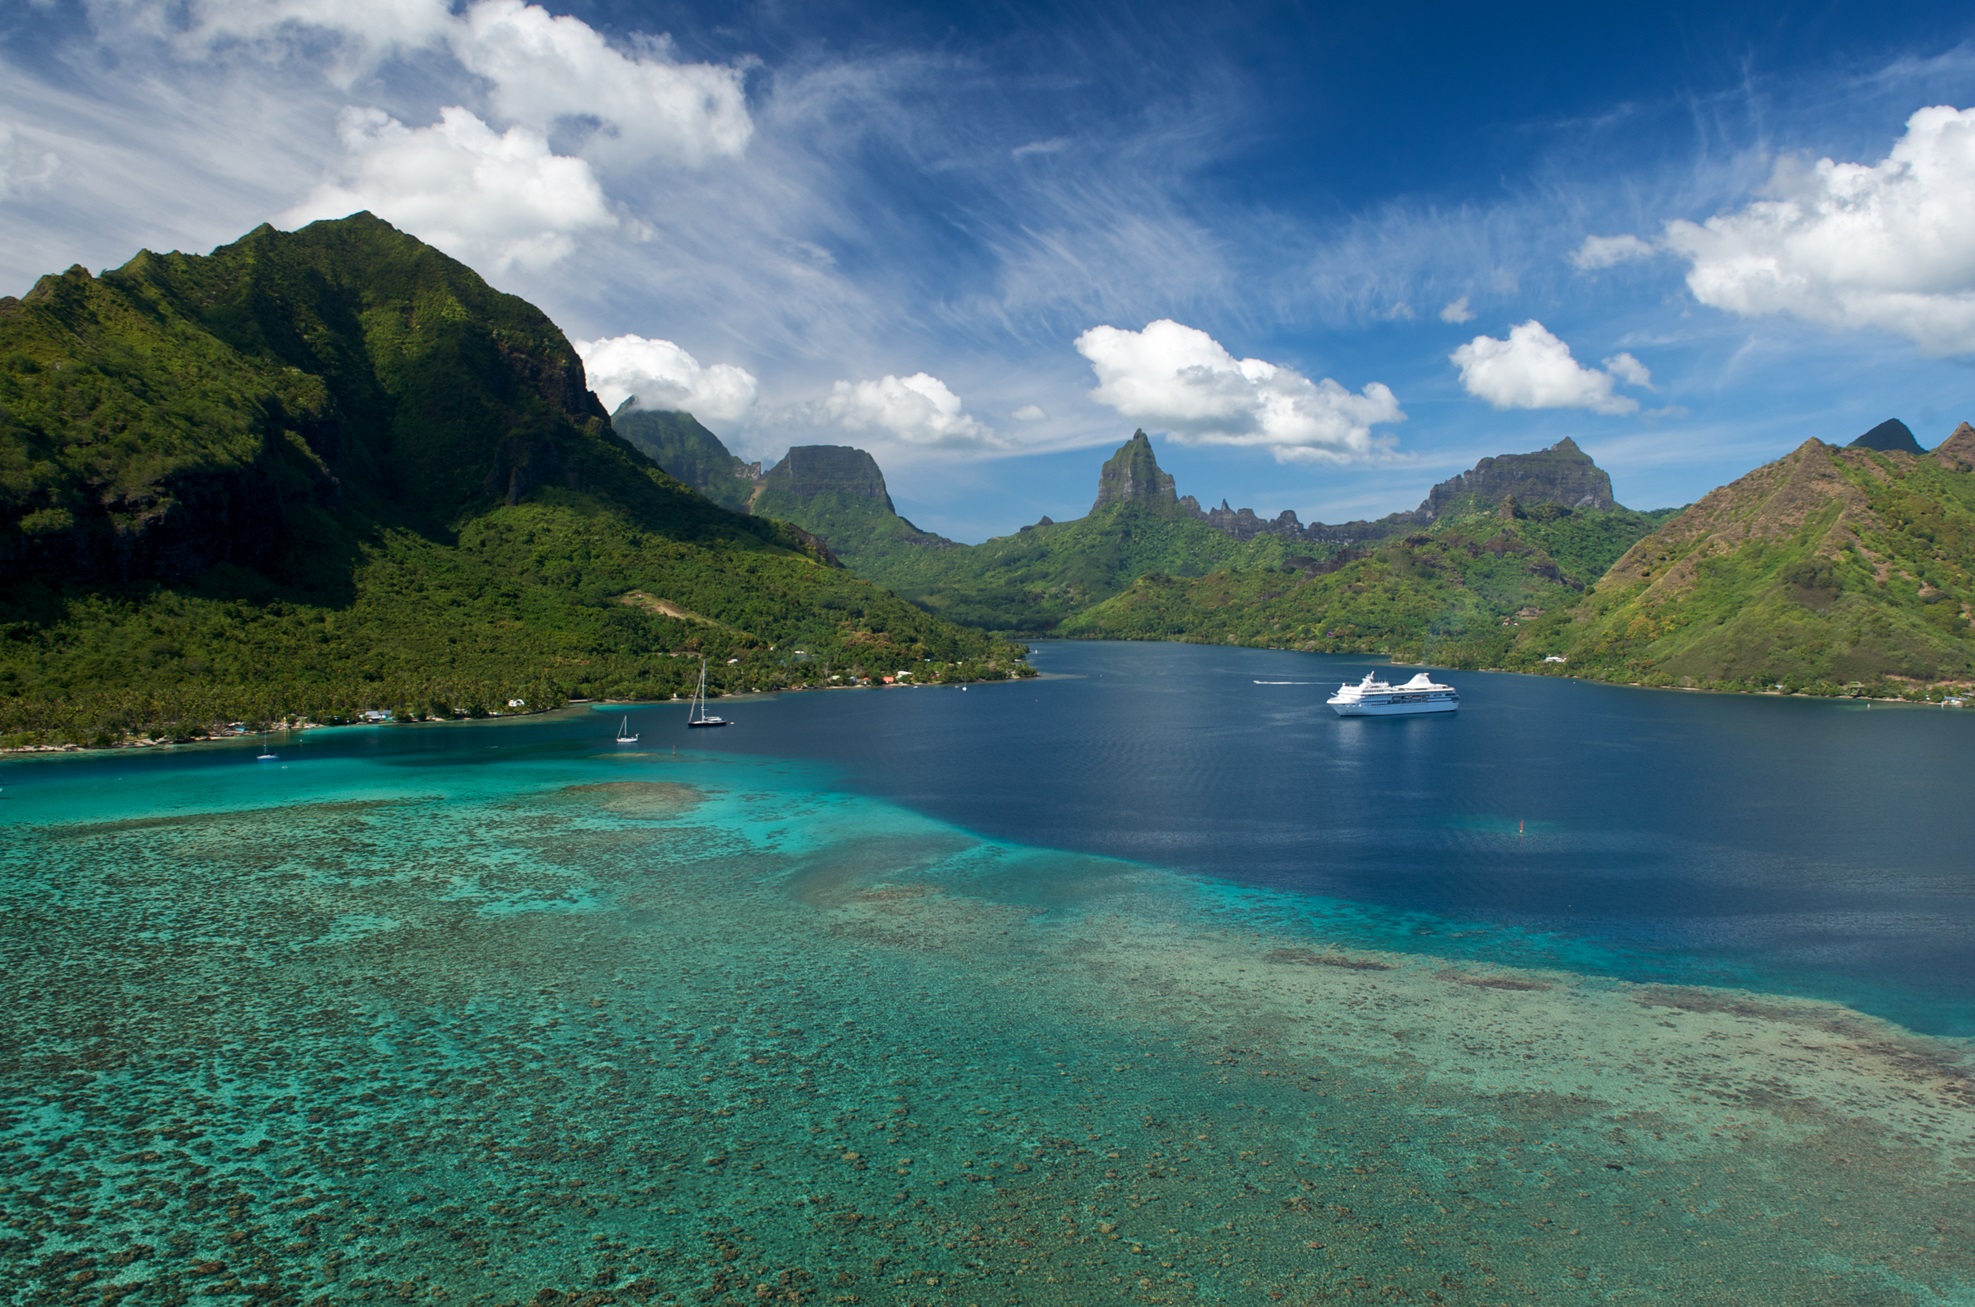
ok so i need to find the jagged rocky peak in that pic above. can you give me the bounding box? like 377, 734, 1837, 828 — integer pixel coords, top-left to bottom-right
1417, 437, 1614, 518
761, 445, 896, 511
1092, 430, 1178, 512
1935, 422, 1975, 471
1850, 419, 1925, 455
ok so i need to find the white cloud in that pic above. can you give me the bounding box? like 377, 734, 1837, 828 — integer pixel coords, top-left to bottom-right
176, 0, 456, 69
1074, 319, 1404, 464
1570, 233, 1657, 270
1664, 104, 1975, 355
1451, 321, 1646, 415
1012, 404, 1046, 421
1438, 295, 1474, 324
575, 334, 758, 420
179, 0, 750, 169
0, 123, 59, 200
280, 106, 614, 272
1601, 351, 1653, 388
817, 373, 995, 449
453, 1, 751, 170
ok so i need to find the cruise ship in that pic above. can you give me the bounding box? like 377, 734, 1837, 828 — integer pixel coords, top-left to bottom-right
1327, 671, 1459, 716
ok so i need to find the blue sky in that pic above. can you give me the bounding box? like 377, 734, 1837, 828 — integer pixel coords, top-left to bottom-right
4, 1, 1975, 540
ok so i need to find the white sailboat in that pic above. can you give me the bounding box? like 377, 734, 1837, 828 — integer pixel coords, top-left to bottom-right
688, 658, 730, 729
614, 715, 639, 745
257, 729, 278, 761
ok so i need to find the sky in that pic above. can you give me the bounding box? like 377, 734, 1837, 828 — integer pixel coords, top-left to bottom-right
5, 1, 1975, 541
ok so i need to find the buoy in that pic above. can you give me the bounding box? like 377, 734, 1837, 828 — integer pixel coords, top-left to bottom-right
1518, 819, 1524, 836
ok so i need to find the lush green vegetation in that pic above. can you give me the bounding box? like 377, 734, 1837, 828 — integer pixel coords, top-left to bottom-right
1511, 441, 1975, 696
0, 216, 1025, 746
612, 407, 761, 513
848, 502, 1300, 634
1060, 503, 1674, 663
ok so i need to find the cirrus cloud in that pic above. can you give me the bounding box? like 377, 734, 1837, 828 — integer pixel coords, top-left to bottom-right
1570, 233, 1657, 271
575, 334, 759, 421
279, 106, 614, 273
1450, 321, 1648, 415
1074, 319, 1404, 464
1665, 105, 1975, 356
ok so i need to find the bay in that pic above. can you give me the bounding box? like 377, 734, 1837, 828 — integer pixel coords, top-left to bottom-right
3, 639, 1972, 1304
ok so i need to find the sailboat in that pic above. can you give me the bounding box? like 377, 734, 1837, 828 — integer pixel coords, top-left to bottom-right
688, 658, 730, 729
257, 729, 278, 762
614, 715, 639, 745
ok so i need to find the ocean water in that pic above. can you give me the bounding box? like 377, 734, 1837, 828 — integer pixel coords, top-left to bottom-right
2, 641, 1972, 1304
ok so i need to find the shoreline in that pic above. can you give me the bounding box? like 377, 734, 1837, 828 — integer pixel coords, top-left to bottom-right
0, 668, 1063, 757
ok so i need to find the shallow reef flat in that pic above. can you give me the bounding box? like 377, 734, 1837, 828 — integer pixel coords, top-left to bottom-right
1, 748, 1971, 1305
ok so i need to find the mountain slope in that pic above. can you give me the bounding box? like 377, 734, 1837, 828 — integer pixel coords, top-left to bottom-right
1063, 498, 1674, 660
1520, 432, 1975, 692
784, 434, 1291, 634
610, 406, 762, 513
0, 216, 1024, 744
748, 445, 958, 568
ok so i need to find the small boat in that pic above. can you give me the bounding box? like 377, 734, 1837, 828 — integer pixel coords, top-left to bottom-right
1327, 671, 1459, 717
257, 729, 278, 761
614, 715, 639, 745
688, 658, 730, 729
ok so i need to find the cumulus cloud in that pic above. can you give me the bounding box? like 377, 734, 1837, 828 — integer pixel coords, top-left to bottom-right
817, 373, 995, 449
1450, 321, 1648, 415
575, 334, 758, 420
1570, 233, 1657, 271
1074, 319, 1404, 464
1438, 295, 1474, 324
452, 1, 750, 169
1012, 404, 1046, 421
178, 0, 751, 170
1601, 351, 1652, 388
280, 107, 614, 272
1664, 104, 1975, 355
0, 123, 59, 200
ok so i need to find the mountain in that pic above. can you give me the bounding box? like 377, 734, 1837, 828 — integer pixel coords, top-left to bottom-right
1063, 491, 1673, 660
1416, 437, 1612, 518
749, 433, 1290, 633
1092, 430, 1180, 511
611, 406, 761, 513
740, 429, 1660, 643
748, 445, 958, 568
1850, 418, 1924, 455
1517, 431, 1975, 694
0, 215, 1025, 745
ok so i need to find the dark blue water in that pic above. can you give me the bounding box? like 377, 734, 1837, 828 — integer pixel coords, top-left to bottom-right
665, 640, 1975, 1036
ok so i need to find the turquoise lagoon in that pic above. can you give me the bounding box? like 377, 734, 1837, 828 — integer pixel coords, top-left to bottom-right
3, 642, 1973, 1304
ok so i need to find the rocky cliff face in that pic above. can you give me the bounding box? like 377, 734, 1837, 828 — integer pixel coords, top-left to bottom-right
1092, 430, 1178, 512
1415, 438, 1613, 518
1850, 419, 1924, 454
761, 446, 898, 511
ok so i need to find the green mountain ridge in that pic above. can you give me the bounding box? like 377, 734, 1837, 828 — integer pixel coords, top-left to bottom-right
1515, 428, 1975, 694
0, 215, 1025, 745
610, 405, 762, 514
678, 423, 1662, 640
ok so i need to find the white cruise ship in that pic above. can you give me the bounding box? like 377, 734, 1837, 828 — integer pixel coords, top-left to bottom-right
1327, 671, 1459, 716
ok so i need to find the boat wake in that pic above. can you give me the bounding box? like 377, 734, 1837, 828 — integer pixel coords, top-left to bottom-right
1253, 680, 1321, 685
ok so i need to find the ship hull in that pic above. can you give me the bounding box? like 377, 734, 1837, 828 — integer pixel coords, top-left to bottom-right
1330, 695, 1458, 716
